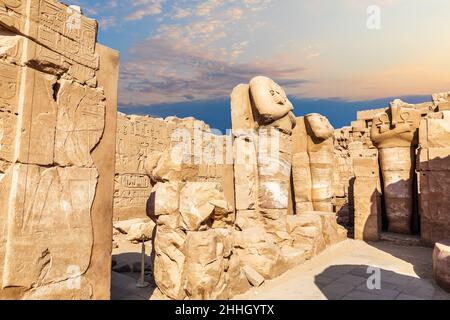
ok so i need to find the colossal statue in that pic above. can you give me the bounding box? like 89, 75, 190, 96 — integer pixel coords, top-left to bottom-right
292, 113, 335, 213
371, 105, 421, 234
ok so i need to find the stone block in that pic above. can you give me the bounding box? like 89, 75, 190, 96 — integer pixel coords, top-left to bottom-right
433, 240, 450, 292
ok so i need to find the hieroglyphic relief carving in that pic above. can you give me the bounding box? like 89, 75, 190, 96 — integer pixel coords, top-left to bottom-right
54, 80, 106, 167
2, 164, 97, 290
114, 114, 174, 219
0, 0, 99, 68
0, 60, 19, 113
0, 0, 119, 300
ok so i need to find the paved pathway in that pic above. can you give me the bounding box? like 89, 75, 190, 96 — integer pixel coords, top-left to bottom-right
235, 239, 450, 300
110, 238, 450, 300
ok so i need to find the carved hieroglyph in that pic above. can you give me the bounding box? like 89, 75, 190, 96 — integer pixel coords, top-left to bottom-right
0, 0, 119, 300
114, 114, 173, 220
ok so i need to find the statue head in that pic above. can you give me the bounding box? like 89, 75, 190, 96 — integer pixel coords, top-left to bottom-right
249, 76, 294, 125
304, 113, 334, 141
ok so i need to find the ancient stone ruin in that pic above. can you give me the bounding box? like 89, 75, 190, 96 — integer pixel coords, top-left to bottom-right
0, 0, 119, 299
1, 0, 450, 300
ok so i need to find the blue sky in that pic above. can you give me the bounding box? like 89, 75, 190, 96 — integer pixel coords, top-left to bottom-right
69, 0, 450, 129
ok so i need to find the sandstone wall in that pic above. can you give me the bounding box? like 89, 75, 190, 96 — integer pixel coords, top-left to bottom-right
418, 110, 450, 245
114, 114, 174, 220
0, 0, 118, 299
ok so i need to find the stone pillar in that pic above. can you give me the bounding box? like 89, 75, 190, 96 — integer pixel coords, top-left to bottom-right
292, 117, 313, 213
292, 114, 334, 213
0, 0, 118, 299
305, 114, 335, 212
371, 106, 421, 234
353, 157, 382, 241
378, 147, 415, 233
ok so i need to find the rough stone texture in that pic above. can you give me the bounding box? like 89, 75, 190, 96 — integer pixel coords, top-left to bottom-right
114, 115, 174, 220
371, 106, 421, 234
0, 1, 118, 299
143, 76, 348, 300
149, 118, 238, 300
433, 240, 450, 292
353, 157, 382, 241
292, 114, 335, 214
242, 265, 265, 287
418, 113, 450, 246
126, 221, 155, 242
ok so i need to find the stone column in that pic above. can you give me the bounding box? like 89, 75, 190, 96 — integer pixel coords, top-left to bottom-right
353, 156, 382, 241
371, 106, 421, 234
378, 147, 415, 233
292, 114, 335, 213
292, 117, 313, 213
305, 113, 335, 212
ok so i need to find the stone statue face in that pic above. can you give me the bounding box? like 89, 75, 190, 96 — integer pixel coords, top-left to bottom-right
268, 81, 288, 105
305, 113, 334, 140
249, 76, 293, 122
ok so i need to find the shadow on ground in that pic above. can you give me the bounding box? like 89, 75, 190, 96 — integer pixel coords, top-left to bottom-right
315, 264, 447, 300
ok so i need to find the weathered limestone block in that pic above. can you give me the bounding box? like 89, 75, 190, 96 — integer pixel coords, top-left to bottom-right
315, 212, 348, 246
287, 212, 346, 257
371, 106, 421, 234
153, 226, 187, 300
286, 214, 325, 257
227, 251, 252, 296
233, 135, 258, 211
179, 182, 232, 231
353, 157, 382, 241
113, 218, 149, 234
418, 115, 450, 245
126, 221, 156, 242
233, 227, 286, 279
242, 265, 265, 287
433, 92, 450, 111
433, 240, 450, 292
378, 147, 415, 234
306, 114, 335, 212
0, 0, 99, 69
55, 80, 106, 167
230, 84, 255, 132
292, 157, 314, 212
16, 67, 59, 166
292, 117, 313, 213
183, 229, 231, 300
292, 114, 334, 213
1, 164, 96, 291
114, 114, 173, 220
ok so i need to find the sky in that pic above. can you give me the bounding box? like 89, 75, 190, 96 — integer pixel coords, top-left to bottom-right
69, 0, 450, 131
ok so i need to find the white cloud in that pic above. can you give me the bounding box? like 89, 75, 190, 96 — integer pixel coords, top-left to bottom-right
125, 0, 166, 21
